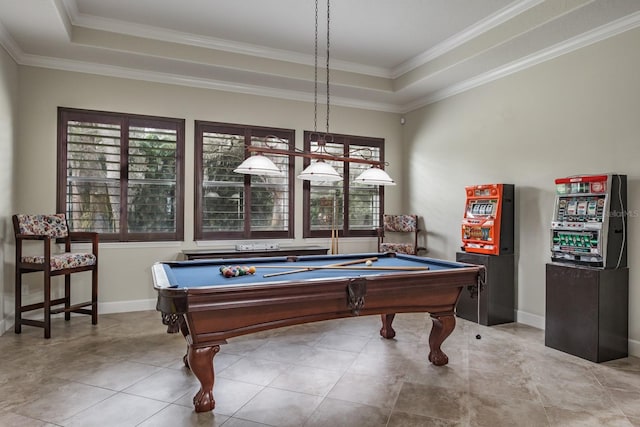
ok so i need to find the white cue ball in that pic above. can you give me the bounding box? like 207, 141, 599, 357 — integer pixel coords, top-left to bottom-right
365, 260, 373, 266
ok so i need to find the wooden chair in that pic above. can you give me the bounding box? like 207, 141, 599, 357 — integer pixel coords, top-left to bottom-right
377, 214, 425, 255
13, 213, 99, 338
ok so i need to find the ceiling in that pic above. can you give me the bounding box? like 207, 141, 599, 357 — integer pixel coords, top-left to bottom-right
1, 0, 639, 113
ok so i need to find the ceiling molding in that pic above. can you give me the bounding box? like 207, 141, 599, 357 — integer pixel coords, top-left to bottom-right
403, 9, 640, 113
392, 0, 544, 78
17, 53, 403, 113
61, 0, 391, 78
0, 21, 22, 63
53, 0, 74, 40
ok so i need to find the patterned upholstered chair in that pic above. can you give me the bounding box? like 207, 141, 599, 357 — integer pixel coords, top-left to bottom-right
12, 214, 99, 338
377, 214, 425, 255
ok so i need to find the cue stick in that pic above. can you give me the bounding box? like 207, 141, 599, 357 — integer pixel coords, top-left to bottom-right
331, 193, 335, 254
332, 228, 338, 254
331, 194, 337, 254
261, 265, 430, 271
262, 257, 378, 278
331, 228, 335, 255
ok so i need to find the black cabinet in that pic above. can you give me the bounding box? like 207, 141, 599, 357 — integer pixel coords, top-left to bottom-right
545, 263, 628, 362
455, 252, 515, 325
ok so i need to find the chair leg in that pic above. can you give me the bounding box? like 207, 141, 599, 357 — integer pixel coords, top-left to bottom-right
64, 274, 71, 321
44, 272, 51, 339
14, 271, 22, 334
91, 268, 98, 325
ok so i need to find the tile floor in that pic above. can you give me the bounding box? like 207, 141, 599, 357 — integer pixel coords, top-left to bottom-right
1, 310, 639, 426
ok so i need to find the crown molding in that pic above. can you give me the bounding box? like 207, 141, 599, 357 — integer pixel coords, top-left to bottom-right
0, 21, 23, 63
392, 0, 543, 78
60, 0, 391, 78
402, 9, 640, 113
53, 0, 74, 40
18, 53, 401, 113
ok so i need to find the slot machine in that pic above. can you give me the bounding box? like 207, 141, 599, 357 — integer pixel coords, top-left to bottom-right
461, 183, 514, 255
550, 174, 627, 268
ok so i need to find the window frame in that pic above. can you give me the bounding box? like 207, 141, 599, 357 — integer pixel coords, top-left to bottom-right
57, 107, 185, 242
302, 131, 385, 239
194, 121, 295, 241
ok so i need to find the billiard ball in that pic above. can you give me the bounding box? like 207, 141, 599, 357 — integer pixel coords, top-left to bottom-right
365, 260, 373, 266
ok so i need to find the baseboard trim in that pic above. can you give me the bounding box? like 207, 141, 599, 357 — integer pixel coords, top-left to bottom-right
628, 338, 640, 358
516, 309, 545, 330
98, 298, 157, 314
2, 303, 639, 358
0, 298, 157, 335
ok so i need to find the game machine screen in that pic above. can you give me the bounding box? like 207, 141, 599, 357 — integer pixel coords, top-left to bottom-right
551, 174, 627, 268
461, 184, 514, 255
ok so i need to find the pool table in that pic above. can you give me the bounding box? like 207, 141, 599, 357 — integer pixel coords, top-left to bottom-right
152, 252, 483, 412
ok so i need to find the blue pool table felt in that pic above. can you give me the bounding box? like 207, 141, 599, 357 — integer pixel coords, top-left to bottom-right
159, 253, 471, 288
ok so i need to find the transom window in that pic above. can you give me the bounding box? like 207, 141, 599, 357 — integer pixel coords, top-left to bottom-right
194, 121, 294, 240
302, 131, 384, 238
57, 107, 185, 242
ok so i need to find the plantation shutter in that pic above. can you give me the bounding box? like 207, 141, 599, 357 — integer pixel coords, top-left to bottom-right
348, 143, 381, 231
303, 132, 383, 238
201, 130, 246, 233
195, 122, 294, 240
249, 135, 291, 233
65, 118, 122, 234
309, 141, 344, 232
127, 120, 180, 237
58, 108, 184, 242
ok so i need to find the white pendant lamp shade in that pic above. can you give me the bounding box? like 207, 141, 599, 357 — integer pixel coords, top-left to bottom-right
234, 155, 283, 176
297, 160, 343, 182
354, 167, 396, 186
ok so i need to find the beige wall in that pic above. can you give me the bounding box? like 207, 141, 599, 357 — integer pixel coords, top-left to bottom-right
10, 67, 402, 319
0, 45, 18, 334
4, 24, 639, 357
404, 27, 640, 354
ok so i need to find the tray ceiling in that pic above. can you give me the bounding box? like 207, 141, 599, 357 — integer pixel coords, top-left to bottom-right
1, 0, 639, 112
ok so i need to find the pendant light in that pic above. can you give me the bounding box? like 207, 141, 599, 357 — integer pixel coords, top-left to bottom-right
354, 166, 396, 186
234, 154, 283, 176
235, 0, 395, 186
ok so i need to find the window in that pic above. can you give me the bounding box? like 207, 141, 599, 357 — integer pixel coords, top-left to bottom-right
302, 131, 384, 238
194, 121, 294, 240
57, 108, 185, 242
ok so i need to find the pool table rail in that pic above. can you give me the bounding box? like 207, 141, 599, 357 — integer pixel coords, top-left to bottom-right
154, 265, 481, 347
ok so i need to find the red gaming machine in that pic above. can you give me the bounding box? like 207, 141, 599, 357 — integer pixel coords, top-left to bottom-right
461, 183, 514, 255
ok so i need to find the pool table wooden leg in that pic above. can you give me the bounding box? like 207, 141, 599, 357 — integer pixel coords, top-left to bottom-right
187, 344, 221, 413
428, 313, 455, 366
380, 313, 396, 339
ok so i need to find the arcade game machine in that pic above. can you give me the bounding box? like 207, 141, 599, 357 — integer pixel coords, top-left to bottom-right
545, 173, 628, 362
456, 183, 515, 325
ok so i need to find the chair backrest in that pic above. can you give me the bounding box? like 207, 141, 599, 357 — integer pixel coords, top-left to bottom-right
383, 214, 417, 233
379, 214, 422, 255
13, 214, 69, 238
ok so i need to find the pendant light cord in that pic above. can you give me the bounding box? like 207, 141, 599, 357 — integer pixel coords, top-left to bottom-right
314, 0, 319, 136
326, 0, 330, 136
